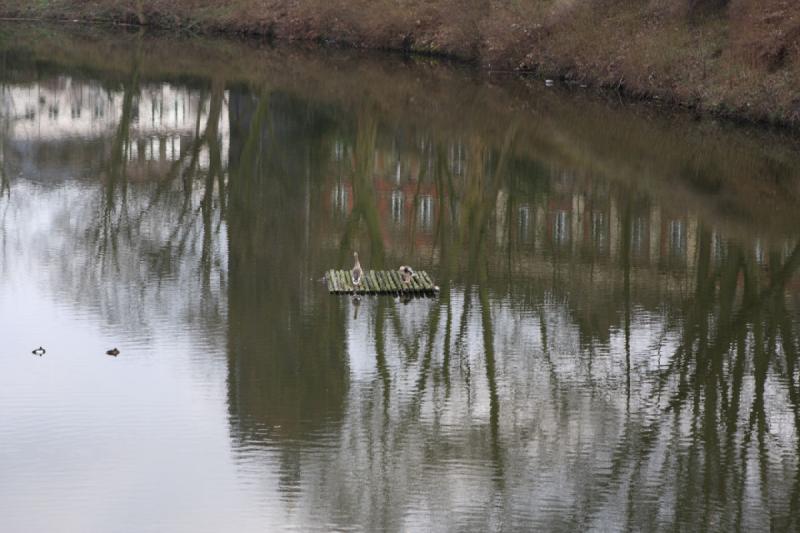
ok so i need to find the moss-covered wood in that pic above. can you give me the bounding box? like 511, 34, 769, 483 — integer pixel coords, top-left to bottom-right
326, 270, 437, 296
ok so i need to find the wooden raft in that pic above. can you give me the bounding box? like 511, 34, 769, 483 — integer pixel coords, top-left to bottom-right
326, 269, 438, 296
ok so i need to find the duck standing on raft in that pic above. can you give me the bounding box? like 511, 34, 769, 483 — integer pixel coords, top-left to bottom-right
351, 252, 364, 288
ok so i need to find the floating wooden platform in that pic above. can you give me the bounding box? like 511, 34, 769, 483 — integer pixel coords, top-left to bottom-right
326, 269, 438, 296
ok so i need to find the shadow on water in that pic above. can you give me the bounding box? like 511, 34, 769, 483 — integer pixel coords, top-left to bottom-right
1, 22, 800, 531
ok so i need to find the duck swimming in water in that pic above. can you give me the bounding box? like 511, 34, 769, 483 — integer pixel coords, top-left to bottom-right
398, 265, 415, 285
31, 346, 45, 356
106, 348, 120, 357
351, 252, 363, 288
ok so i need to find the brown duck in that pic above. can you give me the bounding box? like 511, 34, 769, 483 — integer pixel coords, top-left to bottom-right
398, 265, 415, 285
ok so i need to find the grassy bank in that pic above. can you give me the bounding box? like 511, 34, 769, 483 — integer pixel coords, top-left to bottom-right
1, 1, 798, 127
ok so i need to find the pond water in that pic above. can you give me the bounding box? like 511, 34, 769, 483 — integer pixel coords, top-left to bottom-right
1, 24, 800, 532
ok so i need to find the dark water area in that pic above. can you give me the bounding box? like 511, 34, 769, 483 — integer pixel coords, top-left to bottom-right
1, 24, 800, 532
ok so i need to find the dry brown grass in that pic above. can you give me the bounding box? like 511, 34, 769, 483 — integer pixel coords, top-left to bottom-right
1, 0, 798, 125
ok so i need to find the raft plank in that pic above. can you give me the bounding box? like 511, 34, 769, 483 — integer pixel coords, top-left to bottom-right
383, 272, 391, 292
336, 271, 344, 293
424, 272, 433, 288
420, 272, 433, 289
336, 270, 345, 293
343, 270, 352, 293
382, 271, 394, 293
381, 272, 394, 292
394, 271, 408, 292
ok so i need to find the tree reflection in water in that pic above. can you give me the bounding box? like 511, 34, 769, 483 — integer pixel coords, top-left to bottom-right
220, 89, 800, 530
0, 45, 799, 530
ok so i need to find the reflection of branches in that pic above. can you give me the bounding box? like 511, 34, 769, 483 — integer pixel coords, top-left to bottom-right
0, 156, 9, 199
537, 306, 565, 407
0, 160, 8, 276
374, 297, 391, 414
478, 276, 504, 480
71, 53, 230, 336
455, 285, 472, 391
382, 299, 443, 443
200, 78, 226, 290
595, 237, 800, 529
93, 34, 141, 272
463, 124, 518, 275
440, 286, 454, 394
338, 108, 385, 268
779, 297, 800, 531
360, 116, 800, 526
140, 82, 227, 279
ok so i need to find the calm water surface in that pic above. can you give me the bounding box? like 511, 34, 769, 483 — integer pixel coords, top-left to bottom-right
1, 25, 800, 532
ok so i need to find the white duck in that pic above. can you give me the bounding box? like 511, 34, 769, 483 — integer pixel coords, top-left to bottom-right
351, 252, 364, 288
